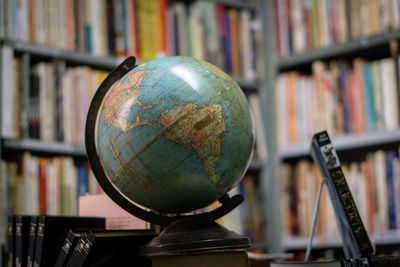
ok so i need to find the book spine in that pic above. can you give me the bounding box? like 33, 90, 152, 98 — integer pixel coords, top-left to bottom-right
7, 215, 15, 267
33, 216, 45, 267
54, 230, 77, 267
15, 216, 22, 267
26, 216, 38, 267
66, 232, 93, 267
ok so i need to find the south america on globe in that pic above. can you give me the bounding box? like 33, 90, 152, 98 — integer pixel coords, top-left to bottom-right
95, 56, 254, 214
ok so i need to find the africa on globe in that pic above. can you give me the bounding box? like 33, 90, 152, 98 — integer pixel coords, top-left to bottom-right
95, 56, 254, 214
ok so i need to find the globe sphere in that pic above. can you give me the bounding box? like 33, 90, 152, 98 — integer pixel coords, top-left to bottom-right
94, 56, 254, 214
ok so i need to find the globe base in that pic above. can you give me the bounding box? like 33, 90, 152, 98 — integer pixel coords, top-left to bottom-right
143, 217, 251, 255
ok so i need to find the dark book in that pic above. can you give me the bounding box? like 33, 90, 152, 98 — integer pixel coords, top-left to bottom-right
106, 0, 116, 56
310, 130, 374, 258
15, 215, 33, 267
28, 74, 40, 139
27, 216, 38, 267
66, 229, 155, 267
54, 61, 65, 142
33, 216, 105, 267
7, 215, 15, 267
20, 53, 30, 138
54, 230, 81, 267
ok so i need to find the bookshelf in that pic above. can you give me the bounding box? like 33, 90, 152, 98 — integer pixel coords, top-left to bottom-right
0, 0, 270, 262
269, 0, 400, 257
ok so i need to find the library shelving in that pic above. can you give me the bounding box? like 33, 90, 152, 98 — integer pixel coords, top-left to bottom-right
270, 0, 400, 258
0, 0, 271, 263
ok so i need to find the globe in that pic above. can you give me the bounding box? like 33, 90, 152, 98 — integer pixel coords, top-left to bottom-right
93, 56, 254, 214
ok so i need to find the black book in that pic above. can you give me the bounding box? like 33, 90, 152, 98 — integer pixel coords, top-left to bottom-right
311, 131, 375, 258
309, 131, 400, 266
26, 216, 38, 267
106, 0, 116, 56
310, 131, 374, 258
54, 230, 82, 267
28, 74, 40, 139
66, 230, 156, 267
15, 215, 33, 267
33, 216, 105, 267
7, 215, 15, 267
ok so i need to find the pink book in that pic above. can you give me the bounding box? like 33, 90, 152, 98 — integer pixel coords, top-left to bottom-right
79, 194, 147, 230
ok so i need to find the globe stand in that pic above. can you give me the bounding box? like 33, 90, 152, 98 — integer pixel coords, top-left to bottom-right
144, 217, 250, 255
85, 56, 251, 257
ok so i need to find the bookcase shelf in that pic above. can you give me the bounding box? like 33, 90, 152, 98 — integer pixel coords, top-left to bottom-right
212, 0, 258, 10
267, 0, 400, 257
1, 40, 118, 70
277, 30, 400, 71
2, 138, 86, 157
283, 230, 400, 251
279, 130, 400, 160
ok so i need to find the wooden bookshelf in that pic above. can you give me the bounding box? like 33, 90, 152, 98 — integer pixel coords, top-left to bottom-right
269, 0, 400, 256
0, 0, 270, 258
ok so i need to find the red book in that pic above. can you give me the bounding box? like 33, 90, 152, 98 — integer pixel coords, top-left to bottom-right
38, 159, 47, 215
127, 0, 139, 58
158, 0, 168, 55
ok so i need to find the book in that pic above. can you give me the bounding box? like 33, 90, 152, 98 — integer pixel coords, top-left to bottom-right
310, 130, 374, 258
15, 215, 33, 267
54, 230, 81, 267
27, 216, 38, 267
66, 229, 155, 267
7, 215, 15, 267
33, 215, 105, 267
150, 248, 250, 267
1, 45, 16, 138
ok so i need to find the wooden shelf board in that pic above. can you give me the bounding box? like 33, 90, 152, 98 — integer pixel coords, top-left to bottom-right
277, 31, 400, 70
236, 78, 259, 92
2, 138, 86, 157
2, 40, 118, 70
212, 0, 257, 10
279, 130, 400, 160
283, 230, 400, 251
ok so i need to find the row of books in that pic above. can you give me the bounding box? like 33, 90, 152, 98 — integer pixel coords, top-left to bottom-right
0, 153, 102, 217
275, 57, 400, 146
1, 46, 108, 143
275, 0, 400, 57
281, 148, 400, 238
0, 0, 262, 81
6, 215, 153, 267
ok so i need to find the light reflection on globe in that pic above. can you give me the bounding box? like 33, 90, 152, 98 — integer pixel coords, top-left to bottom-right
95, 56, 254, 214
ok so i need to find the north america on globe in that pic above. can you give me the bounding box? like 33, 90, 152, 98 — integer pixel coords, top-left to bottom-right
95, 56, 254, 213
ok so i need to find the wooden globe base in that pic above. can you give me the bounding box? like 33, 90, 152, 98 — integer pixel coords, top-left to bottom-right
143, 217, 251, 255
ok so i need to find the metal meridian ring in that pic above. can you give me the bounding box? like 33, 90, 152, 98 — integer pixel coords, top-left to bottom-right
85, 56, 243, 226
